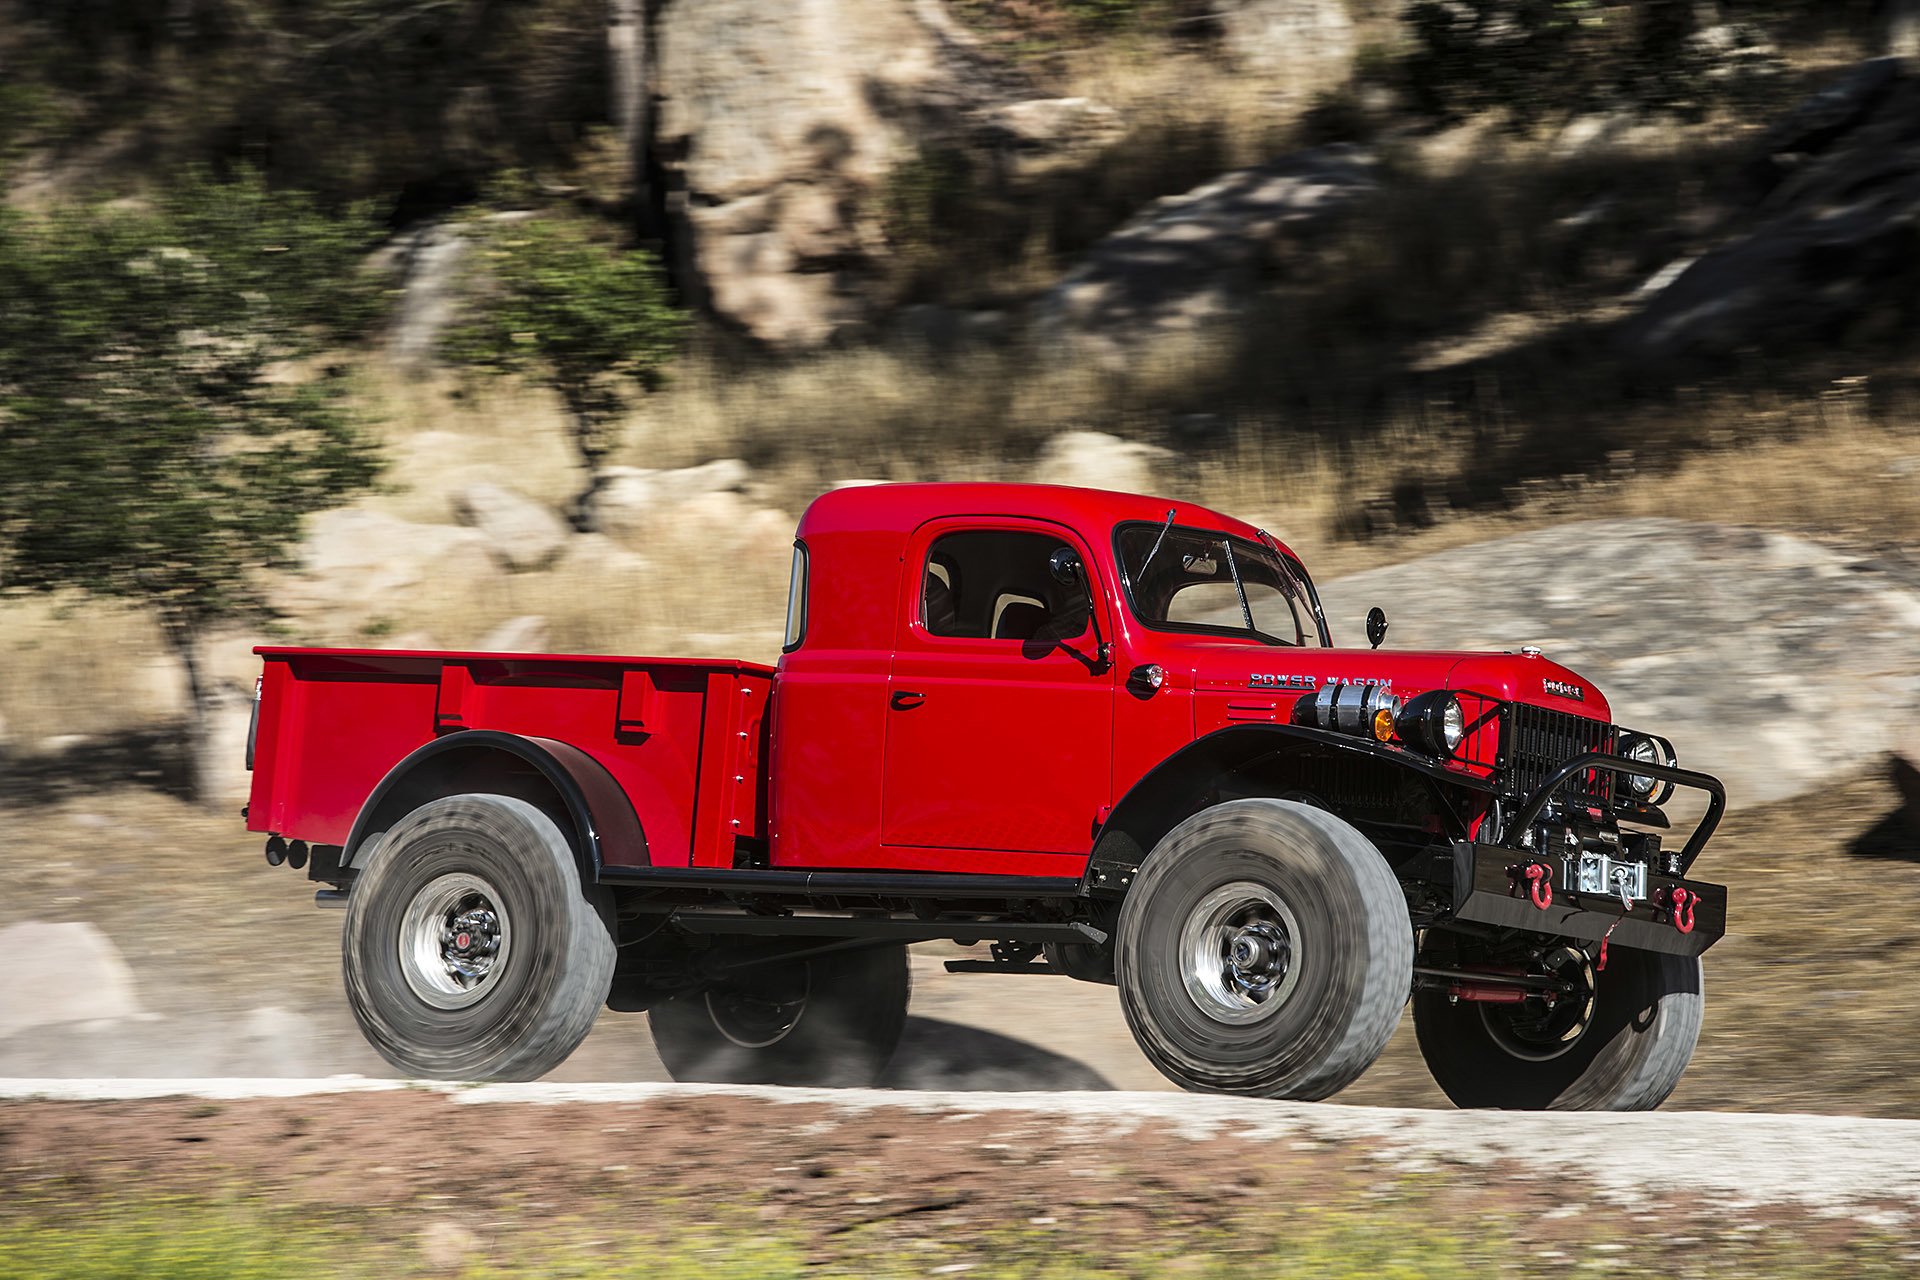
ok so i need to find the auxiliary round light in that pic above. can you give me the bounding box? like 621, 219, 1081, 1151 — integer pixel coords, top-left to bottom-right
1626, 736, 1661, 797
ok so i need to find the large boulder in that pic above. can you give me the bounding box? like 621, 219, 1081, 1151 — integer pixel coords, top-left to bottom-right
654, 0, 1107, 347
1314, 519, 1920, 809
1033, 147, 1377, 366
655, 0, 974, 347
1619, 58, 1920, 362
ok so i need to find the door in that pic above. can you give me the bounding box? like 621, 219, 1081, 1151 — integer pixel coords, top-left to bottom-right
882, 519, 1116, 855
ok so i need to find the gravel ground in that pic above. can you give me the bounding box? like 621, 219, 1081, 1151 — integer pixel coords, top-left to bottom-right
6, 1078, 1920, 1221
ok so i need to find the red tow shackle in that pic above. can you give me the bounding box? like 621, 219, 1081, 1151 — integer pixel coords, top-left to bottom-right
1668, 886, 1696, 935
1524, 862, 1553, 911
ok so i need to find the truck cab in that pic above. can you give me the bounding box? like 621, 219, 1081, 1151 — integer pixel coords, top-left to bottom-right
247, 482, 1727, 1108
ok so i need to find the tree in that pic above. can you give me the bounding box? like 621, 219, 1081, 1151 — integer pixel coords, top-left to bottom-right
607, 0, 651, 222
0, 172, 383, 803
445, 214, 685, 529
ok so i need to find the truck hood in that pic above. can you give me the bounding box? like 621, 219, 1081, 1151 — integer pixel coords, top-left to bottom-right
1181, 643, 1610, 723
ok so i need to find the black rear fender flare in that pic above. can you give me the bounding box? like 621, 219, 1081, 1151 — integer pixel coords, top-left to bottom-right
341, 730, 649, 877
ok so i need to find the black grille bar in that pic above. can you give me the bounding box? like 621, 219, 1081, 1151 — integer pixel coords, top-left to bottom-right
1502, 704, 1617, 810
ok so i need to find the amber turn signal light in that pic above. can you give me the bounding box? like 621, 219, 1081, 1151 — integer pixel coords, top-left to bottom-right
1372, 707, 1395, 741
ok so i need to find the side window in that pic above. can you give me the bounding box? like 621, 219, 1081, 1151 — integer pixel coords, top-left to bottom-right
922, 530, 1091, 641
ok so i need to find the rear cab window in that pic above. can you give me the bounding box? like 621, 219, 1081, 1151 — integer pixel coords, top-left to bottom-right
783, 542, 809, 651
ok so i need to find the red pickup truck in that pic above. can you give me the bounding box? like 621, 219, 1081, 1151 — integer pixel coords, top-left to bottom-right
246, 482, 1726, 1108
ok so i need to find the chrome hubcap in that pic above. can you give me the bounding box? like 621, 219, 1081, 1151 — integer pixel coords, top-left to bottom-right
399, 872, 512, 1009
1180, 882, 1301, 1024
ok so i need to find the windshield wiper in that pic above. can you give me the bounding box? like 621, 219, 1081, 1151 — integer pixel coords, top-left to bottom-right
1221, 537, 1257, 632
1136, 507, 1177, 578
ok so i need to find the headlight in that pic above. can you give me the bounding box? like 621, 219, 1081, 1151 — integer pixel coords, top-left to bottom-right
1626, 738, 1660, 795
1395, 691, 1466, 757
1621, 733, 1676, 805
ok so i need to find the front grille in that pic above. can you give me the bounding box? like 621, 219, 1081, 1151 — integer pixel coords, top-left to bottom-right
1502, 704, 1617, 810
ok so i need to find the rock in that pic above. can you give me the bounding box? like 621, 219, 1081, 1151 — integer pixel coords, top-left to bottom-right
479, 615, 550, 653
1620, 60, 1920, 363
0, 922, 141, 1040
979, 97, 1123, 176
655, 0, 1016, 348
592, 459, 754, 542
656, 0, 950, 347
1034, 148, 1376, 366
453, 483, 569, 573
1217, 0, 1356, 88
297, 509, 497, 602
0, 709, 9, 747
36, 734, 89, 755
1032, 431, 1175, 495
1315, 519, 1920, 809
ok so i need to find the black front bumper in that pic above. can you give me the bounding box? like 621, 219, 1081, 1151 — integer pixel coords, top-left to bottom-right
1451, 842, 1727, 958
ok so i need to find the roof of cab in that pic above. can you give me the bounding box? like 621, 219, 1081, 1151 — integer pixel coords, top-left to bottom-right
795, 482, 1287, 555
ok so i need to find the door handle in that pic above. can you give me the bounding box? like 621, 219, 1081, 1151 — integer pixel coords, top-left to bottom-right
890, 690, 925, 711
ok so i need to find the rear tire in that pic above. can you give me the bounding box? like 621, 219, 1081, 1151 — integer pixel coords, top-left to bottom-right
1413, 944, 1703, 1110
342, 793, 615, 1081
648, 945, 910, 1086
1115, 799, 1413, 1099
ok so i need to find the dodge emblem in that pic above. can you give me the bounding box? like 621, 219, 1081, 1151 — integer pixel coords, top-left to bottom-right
1543, 678, 1584, 701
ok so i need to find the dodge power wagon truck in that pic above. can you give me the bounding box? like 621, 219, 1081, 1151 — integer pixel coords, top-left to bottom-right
246, 482, 1727, 1108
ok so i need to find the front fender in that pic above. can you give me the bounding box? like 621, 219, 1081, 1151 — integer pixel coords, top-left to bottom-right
1088, 724, 1491, 890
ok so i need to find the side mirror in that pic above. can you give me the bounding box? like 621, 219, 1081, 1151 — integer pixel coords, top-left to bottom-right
1049, 547, 1084, 586
1366, 606, 1389, 650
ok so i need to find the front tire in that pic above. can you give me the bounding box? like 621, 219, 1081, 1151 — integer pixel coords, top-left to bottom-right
1413, 943, 1703, 1110
1115, 799, 1414, 1099
648, 945, 910, 1086
342, 793, 616, 1081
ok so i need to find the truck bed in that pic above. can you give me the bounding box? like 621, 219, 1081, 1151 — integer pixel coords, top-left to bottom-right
245, 647, 774, 869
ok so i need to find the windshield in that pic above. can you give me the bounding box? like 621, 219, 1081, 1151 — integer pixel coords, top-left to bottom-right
1115, 521, 1325, 647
